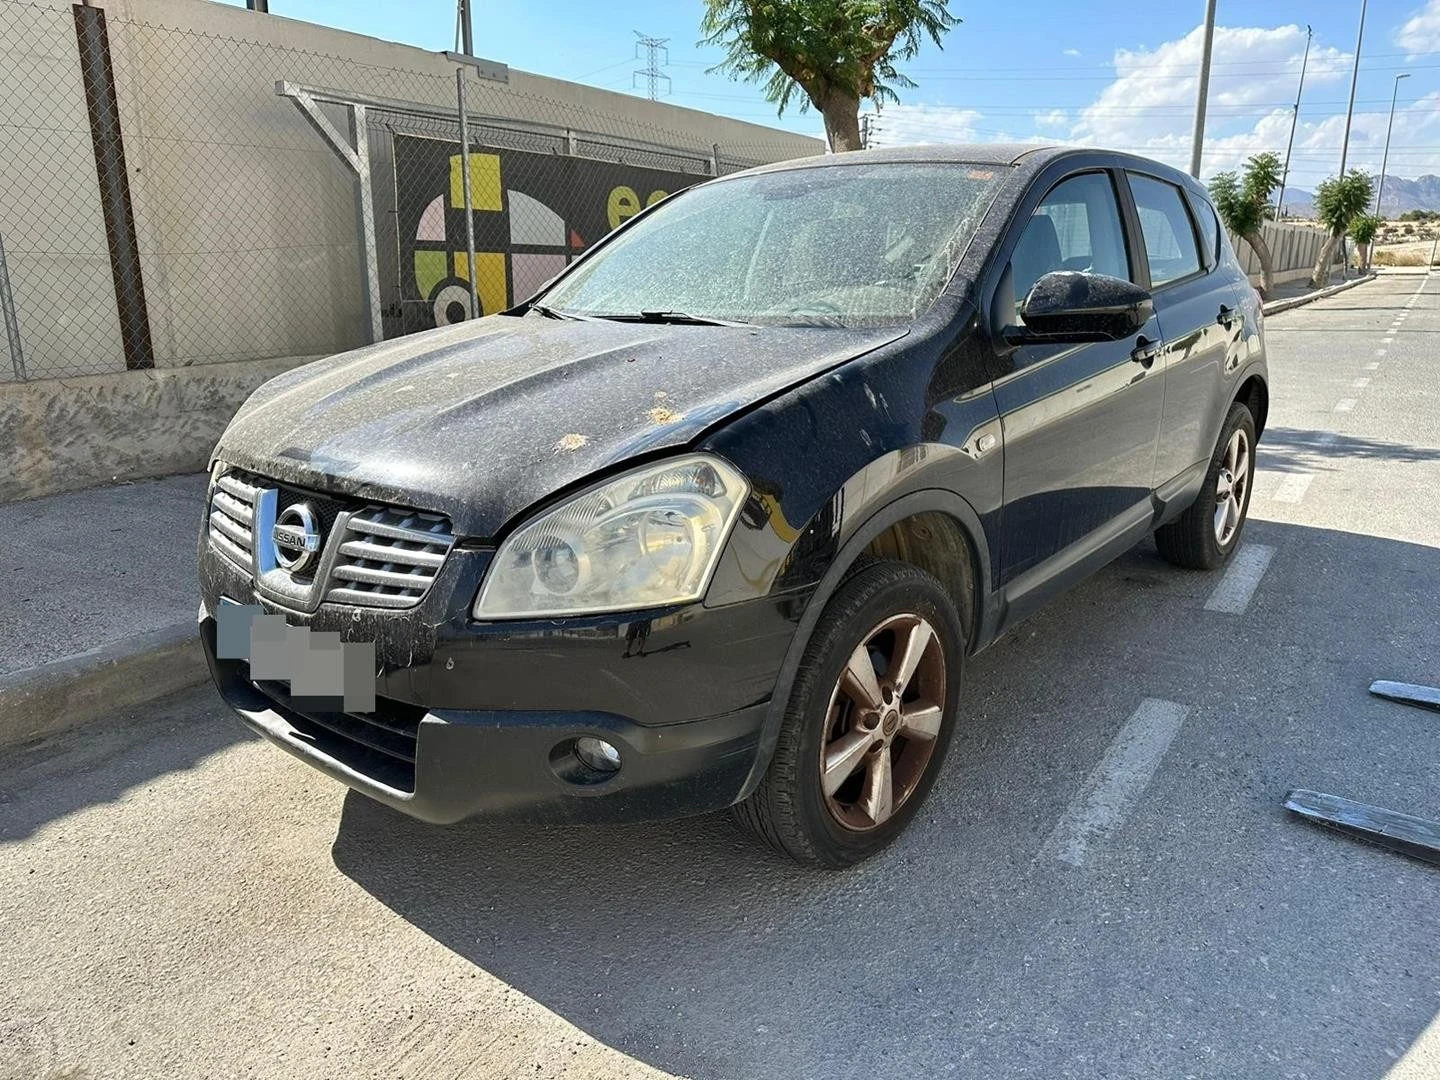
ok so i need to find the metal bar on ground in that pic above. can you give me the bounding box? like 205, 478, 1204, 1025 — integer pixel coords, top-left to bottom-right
1370, 680, 1440, 712
0, 230, 24, 380
1285, 789, 1440, 866
456, 69, 480, 320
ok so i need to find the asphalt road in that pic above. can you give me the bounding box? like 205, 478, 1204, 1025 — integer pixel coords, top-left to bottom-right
3, 273, 1438, 1080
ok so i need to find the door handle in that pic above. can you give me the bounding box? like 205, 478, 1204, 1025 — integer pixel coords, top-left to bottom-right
1130, 335, 1161, 368
1217, 304, 1238, 328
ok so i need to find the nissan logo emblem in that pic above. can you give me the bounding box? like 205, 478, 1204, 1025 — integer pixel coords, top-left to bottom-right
272, 503, 321, 574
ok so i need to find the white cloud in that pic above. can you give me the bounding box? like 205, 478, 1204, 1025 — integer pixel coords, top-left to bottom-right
1063, 48, 1081, 57
1395, 0, 1440, 57
862, 22, 1440, 185
1073, 24, 1349, 158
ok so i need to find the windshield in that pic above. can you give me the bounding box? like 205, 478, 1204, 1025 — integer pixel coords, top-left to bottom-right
539, 162, 1010, 328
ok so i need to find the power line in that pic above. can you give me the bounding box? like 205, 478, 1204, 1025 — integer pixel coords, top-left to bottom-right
633, 31, 671, 101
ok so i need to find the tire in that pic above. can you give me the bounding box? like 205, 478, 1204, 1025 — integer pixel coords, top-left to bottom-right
733, 560, 965, 868
1155, 401, 1257, 571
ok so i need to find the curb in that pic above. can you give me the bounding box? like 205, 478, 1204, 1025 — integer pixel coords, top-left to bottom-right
0, 622, 207, 749
1262, 272, 1376, 316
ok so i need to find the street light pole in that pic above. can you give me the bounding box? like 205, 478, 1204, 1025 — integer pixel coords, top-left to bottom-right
1189, 0, 1219, 178
1375, 73, 1410, 216
1277, 25, 1312, 218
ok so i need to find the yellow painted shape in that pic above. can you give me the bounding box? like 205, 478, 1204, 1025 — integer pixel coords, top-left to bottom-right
453, 251, 507, 315
450, 152, 502, 211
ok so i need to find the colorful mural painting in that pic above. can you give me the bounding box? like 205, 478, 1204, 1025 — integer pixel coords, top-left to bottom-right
393, 133, 709, 331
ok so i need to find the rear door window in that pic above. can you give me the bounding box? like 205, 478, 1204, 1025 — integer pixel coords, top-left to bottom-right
1127, 173, 1203, 287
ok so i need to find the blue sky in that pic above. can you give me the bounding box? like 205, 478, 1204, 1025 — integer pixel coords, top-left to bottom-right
219, 0, 1440, 188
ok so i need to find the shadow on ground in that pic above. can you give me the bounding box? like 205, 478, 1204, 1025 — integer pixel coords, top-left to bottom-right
1258, 426, 1440, 474
332, 523, 1440, 1080
0, 683, 254, 843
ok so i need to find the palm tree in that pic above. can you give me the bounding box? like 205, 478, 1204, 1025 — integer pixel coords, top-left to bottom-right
701, 0, 960, 152
1209, 152, 1282, 297
1310, 170, 1375, 288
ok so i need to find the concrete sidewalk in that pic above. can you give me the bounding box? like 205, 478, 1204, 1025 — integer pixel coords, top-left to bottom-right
0, 473, 209, 746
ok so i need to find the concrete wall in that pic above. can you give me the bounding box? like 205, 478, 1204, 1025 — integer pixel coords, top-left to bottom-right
0, 354, 317, 502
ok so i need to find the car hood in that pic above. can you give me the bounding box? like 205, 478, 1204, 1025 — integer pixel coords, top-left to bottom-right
216, 314, 906, 537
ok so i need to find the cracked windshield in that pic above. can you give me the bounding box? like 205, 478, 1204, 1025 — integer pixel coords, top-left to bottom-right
541, 163, 1009, 326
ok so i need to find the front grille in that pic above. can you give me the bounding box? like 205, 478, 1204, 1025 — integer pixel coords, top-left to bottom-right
327, 506, 455, 609
208, 471, 261, 571
207, 467, 455, 607
254, 678, 424, 792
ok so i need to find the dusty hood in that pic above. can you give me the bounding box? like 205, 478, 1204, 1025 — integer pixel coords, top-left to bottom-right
216, 314, 905, 537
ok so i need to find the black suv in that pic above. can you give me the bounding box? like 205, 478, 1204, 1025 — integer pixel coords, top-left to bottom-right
200, 145, 1266, 867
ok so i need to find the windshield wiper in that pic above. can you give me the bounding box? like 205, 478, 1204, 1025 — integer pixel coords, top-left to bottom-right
599, 310, 750, 327
528, 303, 596, 321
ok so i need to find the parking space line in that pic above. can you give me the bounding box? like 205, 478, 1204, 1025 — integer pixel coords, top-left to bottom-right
1335, 399, 1357, 412
1353, 377, 1371, 388
1274, 474, 1314, 503
1040, 698, 1190, 868
1204, 543, 1276, 614
1375, 349, 1386, 356
1366, 361, 1381, 369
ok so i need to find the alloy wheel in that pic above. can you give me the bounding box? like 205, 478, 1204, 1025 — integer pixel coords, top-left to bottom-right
1213, 427, 1251, 547
818, 612, 947, 831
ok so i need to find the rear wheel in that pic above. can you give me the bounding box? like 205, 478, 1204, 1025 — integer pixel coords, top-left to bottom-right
1156, 401, 1256, 570
732, 560, 964, 868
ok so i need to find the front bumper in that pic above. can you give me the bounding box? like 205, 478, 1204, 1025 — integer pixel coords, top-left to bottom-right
200, 539, 804, 824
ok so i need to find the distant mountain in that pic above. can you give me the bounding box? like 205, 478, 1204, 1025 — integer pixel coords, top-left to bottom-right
1276, 174, 1440, 219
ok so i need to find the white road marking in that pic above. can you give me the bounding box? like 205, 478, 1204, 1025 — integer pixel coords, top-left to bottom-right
1335, 398, 1357, 412
1375, 349, 1387, 356
1205, 543, 1276, 614
1040, 698, 1190, 868
1353, 377, 1371, 388
1274, 473, 1314, 503
1365, 361, 1381, 370
1383, 337, 1395, 344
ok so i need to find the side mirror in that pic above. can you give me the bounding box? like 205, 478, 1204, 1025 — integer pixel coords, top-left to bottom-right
1004, 271, 1153, 346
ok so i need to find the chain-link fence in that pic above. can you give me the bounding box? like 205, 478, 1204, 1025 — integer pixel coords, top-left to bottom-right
0, 0, 819, 382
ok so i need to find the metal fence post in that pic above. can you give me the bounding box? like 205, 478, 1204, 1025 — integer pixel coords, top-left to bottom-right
0, 229, 25, 380
456, 68, 480, 319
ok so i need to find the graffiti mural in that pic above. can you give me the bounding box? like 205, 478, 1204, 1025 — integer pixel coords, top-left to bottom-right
393, 133, 708, 332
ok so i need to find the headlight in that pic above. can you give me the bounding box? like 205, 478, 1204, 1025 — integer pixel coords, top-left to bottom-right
473, 454, 749, 619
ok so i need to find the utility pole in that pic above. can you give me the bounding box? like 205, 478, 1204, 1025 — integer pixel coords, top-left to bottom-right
1189, 0, 1218, 178
1375, 72, 1410, 217
1277, 25, 1312, 218
633, 32, 671, 101
1337, 0, 1367, 278
455, 0, 473, 55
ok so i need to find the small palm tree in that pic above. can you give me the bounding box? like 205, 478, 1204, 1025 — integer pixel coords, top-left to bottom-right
1348, 214, 1382, 270
1209, 152, 1282, 296
701, 0, 961, 152
1310, 170, 1376, 288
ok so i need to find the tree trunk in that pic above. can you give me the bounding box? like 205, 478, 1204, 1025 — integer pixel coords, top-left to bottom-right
1243, 228, 1275, 297
818, 90, 863, 153
1310, 229, 1342, 289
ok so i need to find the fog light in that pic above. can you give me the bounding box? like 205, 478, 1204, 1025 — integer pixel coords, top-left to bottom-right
574, 736, 621, 774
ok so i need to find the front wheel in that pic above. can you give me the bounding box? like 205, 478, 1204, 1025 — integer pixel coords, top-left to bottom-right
732, 560, 964, 868
1156, 401, 1257, 570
